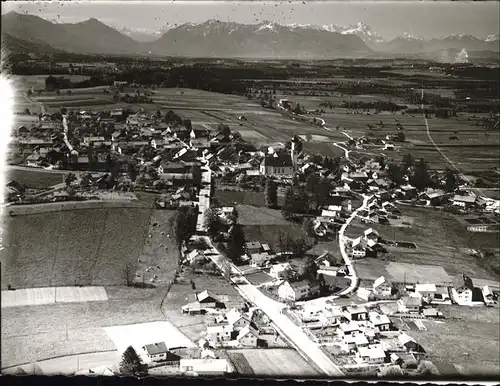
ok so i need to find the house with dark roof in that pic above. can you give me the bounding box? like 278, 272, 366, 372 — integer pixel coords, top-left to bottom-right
143, 342, 169, 362
259, 154, 294, 176
245, 241, 262, 255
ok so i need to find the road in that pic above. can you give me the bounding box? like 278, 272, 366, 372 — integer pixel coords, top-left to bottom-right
235, 283, 345, 377
197, 236, 344, 376
421, 88, 482, 197
297, 194, 373, 308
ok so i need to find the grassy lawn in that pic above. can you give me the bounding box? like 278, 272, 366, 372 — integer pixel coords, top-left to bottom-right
1, 287, 165, 369
409, 305, 500, 376
236, 205, 289, 226
242, 223, 307, 252
2, 208, 154, 289
214, 190, 267, 207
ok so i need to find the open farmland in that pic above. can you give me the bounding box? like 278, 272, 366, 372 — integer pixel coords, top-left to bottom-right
229, 349, 320, 377
236, 205, 289, 226
1, 207, 157, 289
347, 206, 500, 281
7, 167, 67, 189
409, 306, 500, 376
0, 287, 165, 369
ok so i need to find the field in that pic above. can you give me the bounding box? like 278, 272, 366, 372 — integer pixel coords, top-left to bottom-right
151, 88, 347, 148
1, 286, 108, 308
228, 348, 320, 377
409, 306, 500, 376
1, 207, 156, 289
7, 167, 68, 189
236, 205, 289, 226
1, 287, 165, 369
347, 205, 500, 281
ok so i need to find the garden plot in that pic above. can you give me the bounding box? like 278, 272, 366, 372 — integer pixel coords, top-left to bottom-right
104, 321, 196, 359
230, 348, 319, 377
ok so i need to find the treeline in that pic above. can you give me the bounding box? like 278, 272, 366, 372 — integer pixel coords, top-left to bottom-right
44, 75, 113, 90
338, 100, 407, 112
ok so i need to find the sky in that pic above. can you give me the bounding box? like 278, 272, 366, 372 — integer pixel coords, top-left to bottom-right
3, 1, 499, 40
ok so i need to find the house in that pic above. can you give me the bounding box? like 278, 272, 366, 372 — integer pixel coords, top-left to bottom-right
344, 305, 368, 321
269, 263, 292, 279
225, 308, 251, 331
419, 189, 447, 206
372, 276, 392, 297
245, 241, 262, 255
421, 308, 444, 318
398, 333, 426, 353
399, 185, 418, 199
397, 296, 422, 314
356, 344, 386, 364
450, 274, 474, 305
206, 323, 234, 342
451, 194, 477, 208
339, 321, 360, 336
351, 237, 367, 258
143, 342, 169, 362
179, 359, 233, 376
368, 311, 391, 331
259, 154, 294, 176
431, 286, 452, 305
414, 284, 437, 302
390, 353, 418, 369
482, 285, 497, 307
277, 280, 319, 302
235, 325, 259, 347
250, 253, 270, 267
197, 290, 223, 308
363, 228, 379, 242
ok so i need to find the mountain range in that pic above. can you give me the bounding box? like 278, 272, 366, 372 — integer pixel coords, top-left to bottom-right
2, 12, 498, 59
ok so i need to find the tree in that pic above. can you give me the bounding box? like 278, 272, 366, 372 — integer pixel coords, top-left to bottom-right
218, 123, 231, 136
293, 103, 302, 115
65, 172, 77, 187
306, 174, 320, 194
265, 179, 278, 208
119, 346, 148, 376
302, 217, 316, 237
67, 90, 72, 95
281, 187, 295, 220
121, 263, 134, 286
444, 168, 458, 193
301, 256, 318, 279
410, 158, 431, 190
183, 119, 192, 131
401, 153, 414, 174
306, 133, 313, 142
387, 163, 403, 185
205, 208, 224, 238
313, 178, 331, 210
24, 108, 31, 115
397, 131, 406, 142
227, 225, 245, 262
56, 90, 61, 95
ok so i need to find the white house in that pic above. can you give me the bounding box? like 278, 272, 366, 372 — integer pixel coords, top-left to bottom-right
235, 325, 259, 347
260, 154, 294, 176
143, 342, 169, 362
206, 324, 234, 342
269, 263, 292, 279
373, 276, 392, 296
356, 344, 386, 364
225, 308, 251, 331
482, 286, 496, 307
277, 280, 319, 302
450, 274, 474, 305
344, 305, 368, 321
414, 283, 437, 302
368, 311, 391, 331
431, 286, 452, 305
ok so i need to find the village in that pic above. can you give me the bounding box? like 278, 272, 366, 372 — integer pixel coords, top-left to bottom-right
4, 94, 499, 378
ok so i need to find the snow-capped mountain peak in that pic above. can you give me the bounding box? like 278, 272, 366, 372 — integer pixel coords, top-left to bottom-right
485, 34, 499, 42
396, 32, 424, 41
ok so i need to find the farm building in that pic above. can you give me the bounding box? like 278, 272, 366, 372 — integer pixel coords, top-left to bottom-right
179, 359, 234, 376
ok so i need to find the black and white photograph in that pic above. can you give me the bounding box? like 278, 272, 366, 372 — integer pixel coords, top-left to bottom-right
0, 0, 499, 380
